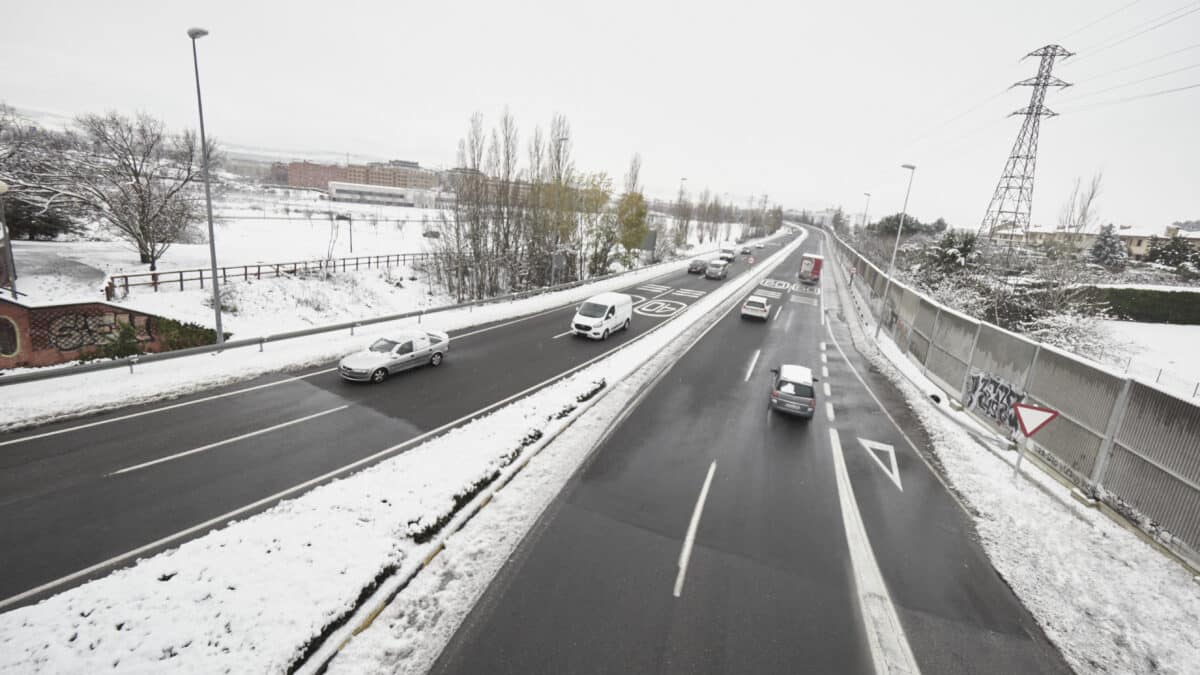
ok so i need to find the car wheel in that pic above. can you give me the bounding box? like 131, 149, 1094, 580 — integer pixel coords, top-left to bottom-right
623, 319, 630, 331
430, 352, 443, 367
602, 329, 610, 340
370, 368, 388, 384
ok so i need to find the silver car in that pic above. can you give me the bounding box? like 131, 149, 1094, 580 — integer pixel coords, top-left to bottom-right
338, 329, 450, 383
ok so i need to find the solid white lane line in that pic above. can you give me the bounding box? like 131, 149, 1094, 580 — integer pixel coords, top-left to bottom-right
822, 366, 829, 378
824, 382, 831, 397
551, 329, 574, 339
108, 405, 350, 476
674, 461, 717, 598
829, 429, 921, 674
773, 305, 783, 321
0, 369, 337, 449
744, 349, 761, 382
824, 322, 922, 455
826, 402, 836, 422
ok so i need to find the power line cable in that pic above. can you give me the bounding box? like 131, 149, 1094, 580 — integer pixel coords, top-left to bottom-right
1060, 80, 1200, 112
904, 88, 1012, 147
1062, 61, 1200, 101
1070, 0, 1200, 65
1055, 0, 1144, 43
1071, 40, 1200, 84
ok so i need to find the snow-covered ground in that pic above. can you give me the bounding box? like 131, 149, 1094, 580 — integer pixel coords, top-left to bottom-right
0, 230, 804, 673
1101, 319, 1200, 399
10, 188, 442, 306
832, 241, 1200, 675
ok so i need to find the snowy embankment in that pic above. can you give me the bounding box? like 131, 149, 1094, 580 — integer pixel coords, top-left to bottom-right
829, 237, 1200, 675
0, 230, 805, 673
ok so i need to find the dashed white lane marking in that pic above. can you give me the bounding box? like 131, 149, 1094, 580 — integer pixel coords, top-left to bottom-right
824, 382, 831, 397
820, 341, 826, 352
823, 366, 829, 378
109, 405, 350, 476
674, 461, 717, 598
552, 329, 574, 339
785, 311, 794, 332
826, 402, 836, 422
829, 429, 921, 674
745, 349, 761, 382
638, 283, 670, 292
821, 353, 828, 364
773, 305, 783, 321
0, 368, 337, 449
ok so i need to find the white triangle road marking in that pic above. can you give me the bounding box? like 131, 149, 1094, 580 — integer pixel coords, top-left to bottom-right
857, 437, 903, 491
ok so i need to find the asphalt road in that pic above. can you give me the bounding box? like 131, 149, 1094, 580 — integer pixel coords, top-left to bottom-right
430, 232, 1072, 675
0, 234, 798, 609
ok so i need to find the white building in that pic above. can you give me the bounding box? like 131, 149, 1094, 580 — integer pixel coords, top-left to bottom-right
328, 182, 444, 208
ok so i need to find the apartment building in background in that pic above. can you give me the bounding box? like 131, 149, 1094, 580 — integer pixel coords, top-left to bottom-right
284, 159, 437, 192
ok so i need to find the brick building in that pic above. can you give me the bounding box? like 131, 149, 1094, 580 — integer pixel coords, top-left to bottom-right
286, 159, 436, 192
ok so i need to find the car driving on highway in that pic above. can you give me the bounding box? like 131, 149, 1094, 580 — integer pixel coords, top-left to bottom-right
687, 258, 708, 274
741, 246, 752, 254
571, 292, 633, 340
769, 364, 817, 418
705, 259, 729, 280
339, 329, 450, 383
740, 295, 771, 320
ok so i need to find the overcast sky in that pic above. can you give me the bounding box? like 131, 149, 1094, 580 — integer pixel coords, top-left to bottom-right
3, 0, 1197, 231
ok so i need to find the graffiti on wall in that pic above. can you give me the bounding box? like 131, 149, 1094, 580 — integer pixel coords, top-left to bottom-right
30, 307, 154, 352
964, 371, 1024, 433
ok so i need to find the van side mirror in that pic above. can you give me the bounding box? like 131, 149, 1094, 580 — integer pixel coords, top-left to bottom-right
770, 368, 779, 375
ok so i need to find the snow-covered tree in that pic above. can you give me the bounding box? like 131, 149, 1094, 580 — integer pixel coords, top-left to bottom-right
1146, 235, 1193, 267
1089, 224, 1128, 271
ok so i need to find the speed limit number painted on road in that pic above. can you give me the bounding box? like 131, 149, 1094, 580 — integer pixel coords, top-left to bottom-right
635, 299, 686, 318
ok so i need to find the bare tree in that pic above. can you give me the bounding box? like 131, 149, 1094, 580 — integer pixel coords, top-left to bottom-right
4, 111, 212, 270
1058, 171, 1103, 233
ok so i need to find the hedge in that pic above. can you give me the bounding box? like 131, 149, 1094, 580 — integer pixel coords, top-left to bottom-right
1087, 286, 1200, 324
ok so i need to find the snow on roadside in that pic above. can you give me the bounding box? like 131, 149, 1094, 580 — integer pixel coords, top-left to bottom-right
119, 266, 446, 339
0, 230, 804, 673
830, 242, 1200, 675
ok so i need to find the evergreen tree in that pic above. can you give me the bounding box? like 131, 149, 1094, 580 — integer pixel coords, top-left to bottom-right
1147, 235, 1194, 267
1089, 223, 1128, 271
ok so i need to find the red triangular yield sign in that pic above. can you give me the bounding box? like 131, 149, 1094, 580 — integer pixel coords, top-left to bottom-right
1013, 403, 1059, 437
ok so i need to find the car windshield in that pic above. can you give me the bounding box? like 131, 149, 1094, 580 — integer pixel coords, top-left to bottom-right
779, 381, 814, 398
369, 339, 399, 353
746, 301, 764, 308
578, 302, 608, 318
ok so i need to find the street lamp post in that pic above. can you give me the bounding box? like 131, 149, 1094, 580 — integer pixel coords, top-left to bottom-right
874, 164, 916, 340
188, 27, 224, 345
0, 181, 16, 300
860, 192, 872, 233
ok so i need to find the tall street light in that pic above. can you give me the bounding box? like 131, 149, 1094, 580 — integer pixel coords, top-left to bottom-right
860, 192, 872, 232
874, 164, 916, 340
188, 27, 224, 345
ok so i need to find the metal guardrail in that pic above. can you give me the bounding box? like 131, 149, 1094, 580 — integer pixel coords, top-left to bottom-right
825, 226, 1200, 567
2, 251, 716, 388
105, 252, 436, 300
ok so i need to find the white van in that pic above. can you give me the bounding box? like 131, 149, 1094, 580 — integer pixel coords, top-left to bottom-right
571, 292, 633, 340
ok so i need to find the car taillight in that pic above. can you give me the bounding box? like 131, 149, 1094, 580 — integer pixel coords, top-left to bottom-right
801, 398, 814, 407
772, 391, 778, 398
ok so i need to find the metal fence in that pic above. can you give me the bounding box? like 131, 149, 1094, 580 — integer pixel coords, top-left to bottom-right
105, 252, 437, 300
829, 229, 1200, 567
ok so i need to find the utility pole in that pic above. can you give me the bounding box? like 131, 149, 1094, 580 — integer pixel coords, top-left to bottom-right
875, 165, 916, 340
978, 44, 1073, 262
860, 192, 871, 233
